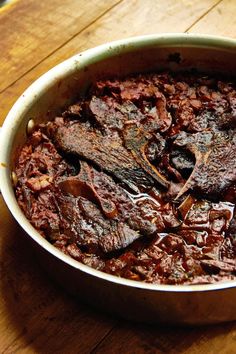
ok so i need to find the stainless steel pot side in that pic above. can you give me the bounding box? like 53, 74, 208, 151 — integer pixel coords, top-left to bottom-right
0, 33, 236, 325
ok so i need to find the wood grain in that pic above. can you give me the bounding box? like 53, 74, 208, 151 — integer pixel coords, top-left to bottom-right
92, 321, 236, 354
188, 0, 236, 36
0, 0, 236, 353
0, 0, 220, 124
0, 0, 120, 92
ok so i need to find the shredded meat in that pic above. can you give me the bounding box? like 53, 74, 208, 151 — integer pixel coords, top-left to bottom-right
174, 130, 236, 199
54, 122, 154, 193
15, 71, 236, 285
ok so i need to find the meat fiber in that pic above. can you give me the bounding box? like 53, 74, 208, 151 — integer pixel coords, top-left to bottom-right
174, 130, 236, 199
54, 122, 155, 193
15, 71, 236, 285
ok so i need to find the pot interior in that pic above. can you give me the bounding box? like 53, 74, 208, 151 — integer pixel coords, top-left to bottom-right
6, 40, 236, 171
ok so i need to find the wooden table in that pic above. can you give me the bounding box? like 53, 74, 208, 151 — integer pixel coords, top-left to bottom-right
0, 1, 236, 352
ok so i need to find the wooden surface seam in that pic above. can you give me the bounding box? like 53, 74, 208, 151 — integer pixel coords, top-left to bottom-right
1, 0, 236, 353
184, 0, 223, 32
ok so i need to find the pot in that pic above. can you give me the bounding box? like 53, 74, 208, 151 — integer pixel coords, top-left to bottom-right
0, 33, 236, 325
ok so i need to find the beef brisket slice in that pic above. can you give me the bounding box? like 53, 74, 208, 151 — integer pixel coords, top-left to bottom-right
58, 195, 141, 253
54, 122, 154, 192
58, 160, 164, 237
174, 130, 236, 198
123, 123, 169, 188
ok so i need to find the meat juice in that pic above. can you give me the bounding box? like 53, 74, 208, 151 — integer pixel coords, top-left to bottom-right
14, 72, 236, 284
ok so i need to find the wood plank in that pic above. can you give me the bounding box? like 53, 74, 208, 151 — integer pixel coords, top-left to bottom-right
0, 0, 120, 92
1, 1, 236, 353
92, 321, 236, 354
0, 196, 116, 353
188, 0, 236, 37
0, 0, 220, 125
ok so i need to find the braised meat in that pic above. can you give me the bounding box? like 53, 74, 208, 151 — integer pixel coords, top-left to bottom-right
174, 130, 236, 198
54, 122, 155, 193
15, 71, 236, 285
123, 123, 169, 188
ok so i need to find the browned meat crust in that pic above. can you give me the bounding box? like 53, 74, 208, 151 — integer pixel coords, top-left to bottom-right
15, 71, 236, 285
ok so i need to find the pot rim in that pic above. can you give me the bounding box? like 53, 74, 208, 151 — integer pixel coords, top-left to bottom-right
1, 32, 236, 293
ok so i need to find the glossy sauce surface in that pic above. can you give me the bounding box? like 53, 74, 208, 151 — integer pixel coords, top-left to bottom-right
15, 72, 236, 284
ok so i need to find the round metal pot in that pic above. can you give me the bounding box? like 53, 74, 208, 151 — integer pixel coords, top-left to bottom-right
0, 33, 236, 325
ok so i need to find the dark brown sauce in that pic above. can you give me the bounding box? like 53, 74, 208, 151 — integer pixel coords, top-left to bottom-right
14, 71, 236, 284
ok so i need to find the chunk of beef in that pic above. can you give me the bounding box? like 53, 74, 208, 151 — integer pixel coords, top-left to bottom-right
99, 222, 141, 254
220, 234, 236, 261
175, 100, 195, 130
123, 123, 169, 188
188, 110, 209, 132
58, 160, 118, 218
58, 195, 141, 254
201, 259, 236, 273
58, 161, 169, 239
94, 78, 172, 132
220, 94, 236, 129
180, 200, 234, 234
15, 130, 70, 233
116, 100, 145, 122
58, 195, 101, 251
88, 96, 127, 130
54, 122, 154, 192
206, 91, 236, 130
158, 152, 185, 184
145, 132, 166, 162
184, 200, 211, 225
174, 130, 236, 199
62, 103, 83, 118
